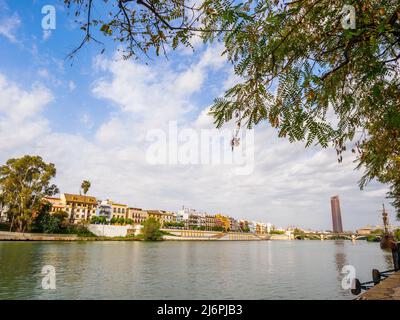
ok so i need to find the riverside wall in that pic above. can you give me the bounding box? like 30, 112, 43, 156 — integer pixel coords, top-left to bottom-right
0, 231, 77, 241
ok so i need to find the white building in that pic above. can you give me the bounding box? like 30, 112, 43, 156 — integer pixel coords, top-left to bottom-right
248, 221, 256, 233
176, 207, 195, 222
96, 200, 113, 221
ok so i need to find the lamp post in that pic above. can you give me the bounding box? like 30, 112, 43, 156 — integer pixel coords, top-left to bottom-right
379, 204, 399, 271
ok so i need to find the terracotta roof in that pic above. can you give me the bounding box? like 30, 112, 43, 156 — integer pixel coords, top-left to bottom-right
43, 197, 61, 201
147, 210, 174, 216
63, 193, 97, 204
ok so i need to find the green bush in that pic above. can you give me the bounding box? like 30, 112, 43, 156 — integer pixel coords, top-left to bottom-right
393, 229, 400, 242
63, 224, 96, 237
142, 217, 162, 241
164, 221, 185, 228
270, 230, 285, 235
366, 235, 381, 242
371, 228, 384, 235
32, 204, 68, 234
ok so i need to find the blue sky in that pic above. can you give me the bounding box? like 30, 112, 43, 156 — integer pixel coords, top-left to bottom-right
0, 0, 396, 231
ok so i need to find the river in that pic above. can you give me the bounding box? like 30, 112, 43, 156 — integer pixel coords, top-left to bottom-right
0, 240, 393, 300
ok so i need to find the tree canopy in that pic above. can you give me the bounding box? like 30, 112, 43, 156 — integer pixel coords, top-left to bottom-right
81, 180, 91, 195
0, 155, 59, 232
142, 217, 162, 240
65, 0, 400, 217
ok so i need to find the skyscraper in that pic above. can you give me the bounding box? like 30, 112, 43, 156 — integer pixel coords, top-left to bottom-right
330, 195, 343, 233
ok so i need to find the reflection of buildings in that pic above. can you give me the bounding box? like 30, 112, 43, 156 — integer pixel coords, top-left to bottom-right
334, 240, 347, 272
334, 240, 348, 295
331, 195, 343, 233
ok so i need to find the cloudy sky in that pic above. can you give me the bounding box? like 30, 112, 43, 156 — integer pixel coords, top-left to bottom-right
0, 0, 395, 231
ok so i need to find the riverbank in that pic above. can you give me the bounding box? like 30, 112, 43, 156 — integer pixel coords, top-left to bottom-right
0, 231, 79, 241
357, 271, 400, 300
0, 231, 144, 241
0, 230, 271, 241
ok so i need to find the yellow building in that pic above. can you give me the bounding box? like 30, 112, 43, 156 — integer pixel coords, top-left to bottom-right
205, 214, 217, 230
110, 201, 128, 219
60, 193, 97, 223
215, 214, 230, 231
255, 222, 267, 234
147, 210, 174, 226
42, 196, 66, 213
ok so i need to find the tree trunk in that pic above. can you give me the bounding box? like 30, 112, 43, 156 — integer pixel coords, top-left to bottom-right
9, 215, 14, 232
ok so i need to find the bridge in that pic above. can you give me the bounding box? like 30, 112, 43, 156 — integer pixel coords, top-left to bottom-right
298, 232, 375, 241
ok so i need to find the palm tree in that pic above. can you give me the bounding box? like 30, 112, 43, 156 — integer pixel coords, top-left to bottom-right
81, 180, 91, 195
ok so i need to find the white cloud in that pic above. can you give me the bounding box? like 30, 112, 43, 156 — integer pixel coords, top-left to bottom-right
68, 80, 76, 91
0, 45, 395, 231
42, 29, 52, 41
0, 74, 53, 121
0, 73, 52, 150
0, 13, 21, 43
79, 113, 94, 129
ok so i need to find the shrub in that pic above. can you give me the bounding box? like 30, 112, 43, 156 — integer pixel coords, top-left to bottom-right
142, 217, 162, 241
393, 229, 400, 242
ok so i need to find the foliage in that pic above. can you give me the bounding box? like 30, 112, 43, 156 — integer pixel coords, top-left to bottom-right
212, 226, 225, 232
0, 155, 59, 232
81, 180, 91, 195
61, 224, 96, 237
370, 228, 384, 235
367, 235, 382, 242
90, 215, 108, 224
293, 228, 305, 240
32, 203, 68, 234
65, 0, 400, 217
109, 216, 133, 225
241, 226, 250, 233
142, 217, 163, 240
163, 221, 185, 228
394, 228, 400, 241
269, 229, 285, 235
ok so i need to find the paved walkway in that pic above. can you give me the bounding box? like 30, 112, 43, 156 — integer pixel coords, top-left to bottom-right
358, 271, 400, 300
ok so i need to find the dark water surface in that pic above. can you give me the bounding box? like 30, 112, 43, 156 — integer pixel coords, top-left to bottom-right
0, 240, 393, 299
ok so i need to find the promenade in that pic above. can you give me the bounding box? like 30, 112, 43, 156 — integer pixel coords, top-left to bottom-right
358, 271, 400, 300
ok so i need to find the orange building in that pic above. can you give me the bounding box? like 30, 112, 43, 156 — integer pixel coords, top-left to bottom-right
215, 214, 230, 231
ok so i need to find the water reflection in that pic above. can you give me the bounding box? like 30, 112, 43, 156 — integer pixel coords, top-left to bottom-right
0, 240, 393, 300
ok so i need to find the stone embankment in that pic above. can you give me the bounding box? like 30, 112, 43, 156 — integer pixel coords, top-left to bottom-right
357, 271, 400, 300
162, 229, 270, 240
0, 231, 78, 241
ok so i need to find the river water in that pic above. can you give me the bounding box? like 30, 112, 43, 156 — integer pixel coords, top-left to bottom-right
0, 240, 393, 300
